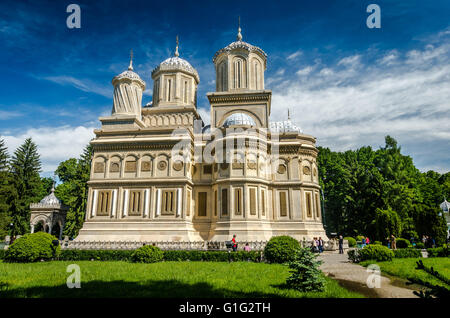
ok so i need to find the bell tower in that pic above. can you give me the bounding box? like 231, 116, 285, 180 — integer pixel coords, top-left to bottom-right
208, 22, 271, 129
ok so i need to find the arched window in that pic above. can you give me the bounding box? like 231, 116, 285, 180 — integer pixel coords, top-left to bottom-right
233, 57, 246, 89
183, 80, 188, 103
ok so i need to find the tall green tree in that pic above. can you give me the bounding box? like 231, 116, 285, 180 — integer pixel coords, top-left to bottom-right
55, 144, 92, 238
8, 138, 42, 237
0, 138, 11, 239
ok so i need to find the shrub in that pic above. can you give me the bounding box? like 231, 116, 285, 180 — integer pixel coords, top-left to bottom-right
4, 232, 60, 262
356, 235, 365, 242
0, 249, 5, 259
396, 238, 411, 248
59, 249, 134, 261
131, 245, 164, 263
286, 247, 325, 292
415, 242, 425, 249
264, 236, 301, 263
358, 245, 394, 262
427, 247, 449, 258
374, 241, 382, 245
394, 248, 422, 258
347, 249, 360, 263
344, 237, 356, 247
163, 250, 261, 262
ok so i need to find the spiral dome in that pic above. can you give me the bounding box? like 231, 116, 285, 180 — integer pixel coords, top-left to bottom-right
152, 45, 199, 83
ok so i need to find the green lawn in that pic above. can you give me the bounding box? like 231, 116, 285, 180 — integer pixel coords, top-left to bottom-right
0, 261, 363, 298
360, 257, 450, 289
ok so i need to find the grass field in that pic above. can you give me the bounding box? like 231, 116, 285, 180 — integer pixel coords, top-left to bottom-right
0, 261, 363, 298
360, 257, 450, 288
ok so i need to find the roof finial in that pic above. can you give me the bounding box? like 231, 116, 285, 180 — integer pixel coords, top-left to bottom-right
174, 35, 179, 57
128, 49, 134, 71
288, 108, 291, 120
237, 16, 242, 41
51, 175, 56, 193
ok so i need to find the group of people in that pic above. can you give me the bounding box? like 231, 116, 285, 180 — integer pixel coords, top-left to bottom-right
422, 235, 436, 248
230, 235, 252, 252
310, 237, 325, 253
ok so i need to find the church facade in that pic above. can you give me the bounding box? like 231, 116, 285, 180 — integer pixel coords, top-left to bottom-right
75, 27, 327, 243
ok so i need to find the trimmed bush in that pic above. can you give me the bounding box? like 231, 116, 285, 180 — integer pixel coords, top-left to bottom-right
4, 232, 60, 262
131, 245, 164, 263
263, 236, 300, 263
415, 242, 425, 249
394, 248, 422, 258
427, 247, 449, 258
358, 245, 394, 262
374, 241, 382, 245
286, 247, 325, 292
344, 237, 356, 247
396, 238, 411, 249
59, 249, 134, 261
163, 250, 261, 262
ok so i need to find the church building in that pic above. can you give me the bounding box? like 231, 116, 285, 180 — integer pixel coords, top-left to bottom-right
75, 26, 327, 244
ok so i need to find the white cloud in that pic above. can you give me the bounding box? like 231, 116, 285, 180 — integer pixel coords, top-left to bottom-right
270, 38, 450, 173
296, 66, 313, 76
287, 50, 302, 60
39, 75, 111, 98
2, 125, 96, 173
0, 110, 22, 120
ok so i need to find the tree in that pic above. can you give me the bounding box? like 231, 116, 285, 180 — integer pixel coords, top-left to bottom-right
373, 208, 402, 242
8, 138, 42, 237
55, 143, 92, 238
0, 137, 11, 239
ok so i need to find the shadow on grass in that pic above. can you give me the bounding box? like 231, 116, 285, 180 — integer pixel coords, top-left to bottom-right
0, 279, 285, 298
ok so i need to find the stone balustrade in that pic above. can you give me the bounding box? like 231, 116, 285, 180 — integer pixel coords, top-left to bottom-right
60, 239, 342, 251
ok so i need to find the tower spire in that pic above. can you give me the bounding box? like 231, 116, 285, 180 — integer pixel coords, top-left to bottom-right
128, 49, 134, 71
237, 16, 242, 41
174, 35, 179, 57
288, 108, 291, 120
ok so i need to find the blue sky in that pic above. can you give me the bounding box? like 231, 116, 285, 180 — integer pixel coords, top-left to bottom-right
0, 0, 449, 175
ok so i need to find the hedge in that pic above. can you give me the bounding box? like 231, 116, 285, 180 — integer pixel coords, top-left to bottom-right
393, 248, 422, 258
344, 237, 356, 247
358, 245, 394, 262
396, 238, 411, 249
57, 249, 262, 262
0, 249, 4, 260
131, 245, 164, 263
427, 247, 449, 258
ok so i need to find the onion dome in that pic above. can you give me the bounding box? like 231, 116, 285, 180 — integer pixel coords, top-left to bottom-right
30, 184, 64, 209
151, 37, 199, 83
213, 19, 267, 65
223, 112, 256, 127
111, 51, 145, 89
270, 109, 303, 134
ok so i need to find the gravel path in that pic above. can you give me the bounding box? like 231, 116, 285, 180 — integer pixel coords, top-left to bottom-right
318, 251, 419, 298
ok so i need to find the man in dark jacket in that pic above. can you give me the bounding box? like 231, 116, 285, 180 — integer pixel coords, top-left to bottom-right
338, 235, 344, 254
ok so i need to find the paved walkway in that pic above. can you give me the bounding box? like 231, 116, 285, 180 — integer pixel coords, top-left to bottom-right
318, 252, 419, 298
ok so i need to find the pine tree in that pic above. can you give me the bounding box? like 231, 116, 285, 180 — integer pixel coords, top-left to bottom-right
8, 138, 42, 237
0, 137, 11, 239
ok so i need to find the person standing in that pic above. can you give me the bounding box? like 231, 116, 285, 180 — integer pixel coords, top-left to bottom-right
390, 234, 397, 250
231, 234, 237, 252
244, 243, 251, 252
318, 237, 324, 253
365, 237, 370, 245
338, 235, 344, 254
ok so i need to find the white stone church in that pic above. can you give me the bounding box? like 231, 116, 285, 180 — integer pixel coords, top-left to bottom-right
73, 26, 328, 246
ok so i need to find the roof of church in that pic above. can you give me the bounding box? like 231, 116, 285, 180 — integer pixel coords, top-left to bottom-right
31, 185, 65, 209
269, 119, 303, 134
112, 50, 146, 88
223, 112, 256, 127
152, 37, 200, 82
213, 23, 267, 63
213, 40, 267, 63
